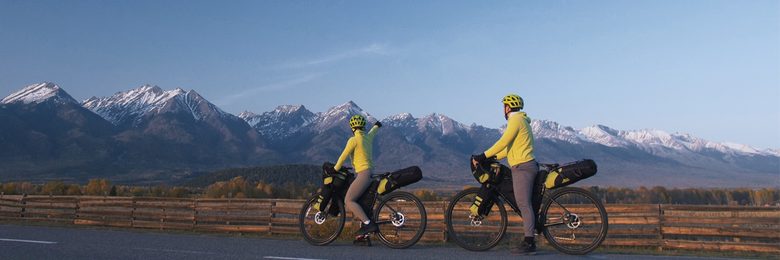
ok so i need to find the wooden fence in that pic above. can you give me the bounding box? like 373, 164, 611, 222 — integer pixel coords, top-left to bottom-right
0, 195, 777, 253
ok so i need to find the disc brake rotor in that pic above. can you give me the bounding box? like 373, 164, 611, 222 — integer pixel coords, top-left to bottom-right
391, 212, 406, 227
314, 211, 327, 225
566, 213, 581, 229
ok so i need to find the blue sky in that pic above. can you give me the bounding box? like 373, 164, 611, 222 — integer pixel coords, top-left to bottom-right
1, 1, 778, 148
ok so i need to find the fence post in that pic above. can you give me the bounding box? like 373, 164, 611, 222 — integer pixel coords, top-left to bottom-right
131, 197, 136, 228
269, 200, 276, 236
441, 201, 448, 243
192, 198, 198, 231
657, 204, 664, 252
74, 196, 81, 225
19, 194, 27, 220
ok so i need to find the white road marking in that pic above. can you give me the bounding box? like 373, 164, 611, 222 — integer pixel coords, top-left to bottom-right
134, 247, 218, 255
0, 238, 58, 244
264, 256, 326, 260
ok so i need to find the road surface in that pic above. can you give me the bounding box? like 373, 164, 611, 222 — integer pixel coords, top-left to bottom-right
0, 224, 732, 260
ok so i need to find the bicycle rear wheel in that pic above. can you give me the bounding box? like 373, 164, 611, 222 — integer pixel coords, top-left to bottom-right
540, 187, 608, 255
372, 191, 427, 249
445, 187, 507, 251
299, 194, 345, 246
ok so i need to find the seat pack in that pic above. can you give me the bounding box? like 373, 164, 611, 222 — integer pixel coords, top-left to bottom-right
377, 166, 423, 195
544, 159, 598, 189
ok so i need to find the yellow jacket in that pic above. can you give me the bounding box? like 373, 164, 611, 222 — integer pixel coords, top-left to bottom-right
334, 125, 379, 172
484, 112, 535, 166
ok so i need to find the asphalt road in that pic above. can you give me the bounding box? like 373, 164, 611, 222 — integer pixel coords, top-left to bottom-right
0, 224, 733, 260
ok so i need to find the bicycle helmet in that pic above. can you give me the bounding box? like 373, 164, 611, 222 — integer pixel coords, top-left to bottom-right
349, 114, 367, 129
502, 94, 524, 110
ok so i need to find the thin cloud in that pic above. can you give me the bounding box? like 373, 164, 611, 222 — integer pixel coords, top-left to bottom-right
278, 43, 390, 69
216, 73, 323, 105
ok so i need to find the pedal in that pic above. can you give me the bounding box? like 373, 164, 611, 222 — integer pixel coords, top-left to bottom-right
353, 234, 372, 246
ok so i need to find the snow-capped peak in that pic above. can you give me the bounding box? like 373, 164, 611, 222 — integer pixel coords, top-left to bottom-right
579, 125, 630, 147
531, 120, 587, 144
1, 82, 77, 105
273, 104, 307, 114
238, 110, 257, 120
313, 101, 373, 130
417, 113, 470, 135
82, 85, 225, 126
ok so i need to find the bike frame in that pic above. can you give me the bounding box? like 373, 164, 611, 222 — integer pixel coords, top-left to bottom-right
329, 171, 401, 226
488, 177, 574, 230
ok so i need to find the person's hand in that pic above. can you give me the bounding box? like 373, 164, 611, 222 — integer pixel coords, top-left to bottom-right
374, 121, 383, 128
472, 153, 487, 167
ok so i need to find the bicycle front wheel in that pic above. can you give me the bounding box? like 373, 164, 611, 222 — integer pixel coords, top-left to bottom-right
299, 194, 345, 246
372, 191, 427, 249
540, 187, 608, 255
445, 187, 507, 251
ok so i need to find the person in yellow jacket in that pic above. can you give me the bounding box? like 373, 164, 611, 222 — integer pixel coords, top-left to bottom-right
334, 114, 382, 235
472, 94, 539, 255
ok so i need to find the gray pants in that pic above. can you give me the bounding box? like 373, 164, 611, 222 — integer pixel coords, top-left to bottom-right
512, 160, 539, 237
345, 170, 372, 222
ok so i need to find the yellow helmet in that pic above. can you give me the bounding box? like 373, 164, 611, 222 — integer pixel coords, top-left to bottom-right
349, 114, 367, 129
502, 94, 524, 109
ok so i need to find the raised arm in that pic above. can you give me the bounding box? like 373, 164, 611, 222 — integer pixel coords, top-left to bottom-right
367, 122, 381, 138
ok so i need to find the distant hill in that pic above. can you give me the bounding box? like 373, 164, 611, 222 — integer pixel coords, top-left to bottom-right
184, 164, 321, 187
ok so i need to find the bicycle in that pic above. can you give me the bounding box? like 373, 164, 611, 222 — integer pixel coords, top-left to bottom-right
299, 167, 428, 249
445, 160, 608, 255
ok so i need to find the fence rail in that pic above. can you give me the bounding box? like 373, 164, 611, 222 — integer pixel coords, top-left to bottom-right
0, 194, 777, 253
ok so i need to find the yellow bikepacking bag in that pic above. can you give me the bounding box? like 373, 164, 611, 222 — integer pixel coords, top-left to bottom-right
314, 162, 351, 212
471, 161, 510, 185
469, 184, 494, 216
544, 159, 598, 189
377, 166, 423, 195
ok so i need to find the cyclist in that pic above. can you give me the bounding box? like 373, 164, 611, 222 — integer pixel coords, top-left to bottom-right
472, 94, 539, 255
334, 114, 382, 236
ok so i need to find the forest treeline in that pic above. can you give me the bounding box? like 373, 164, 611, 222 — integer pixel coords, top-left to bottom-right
1, 179, 778, 206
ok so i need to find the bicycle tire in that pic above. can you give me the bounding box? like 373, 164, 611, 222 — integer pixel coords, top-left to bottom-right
445, 187, 507, 251
372, 191, 427, 249
540, 187, 608, 255
299, 194, 345, 246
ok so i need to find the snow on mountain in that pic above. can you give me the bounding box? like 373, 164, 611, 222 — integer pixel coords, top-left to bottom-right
1, 82, 77, 105
384, 113, 416, 128
240, 105, 316, 139
531, 120, 587, 144
577, 125, 778, 157
83, 85, 229, 126
312, 101, 374, 131
417, 113, 470, 136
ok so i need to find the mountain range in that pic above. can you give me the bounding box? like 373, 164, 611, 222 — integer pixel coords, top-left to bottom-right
1, 82, 777, 187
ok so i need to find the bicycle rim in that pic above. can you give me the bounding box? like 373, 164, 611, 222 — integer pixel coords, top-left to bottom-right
299, 195, 345, 246
541, 187, 608, 255
373, 191, 427, 249
445, 188, 507, 251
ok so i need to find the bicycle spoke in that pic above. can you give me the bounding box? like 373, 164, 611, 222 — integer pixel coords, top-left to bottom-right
541, 187, 608, 255
374, 192, 427, 249
445, 188, 507, 251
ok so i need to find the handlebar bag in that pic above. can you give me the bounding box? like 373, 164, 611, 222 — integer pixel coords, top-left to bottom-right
472, 162, 510, 185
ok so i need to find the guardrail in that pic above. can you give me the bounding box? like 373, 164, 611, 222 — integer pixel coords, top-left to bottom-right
0, 195, 777, 253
